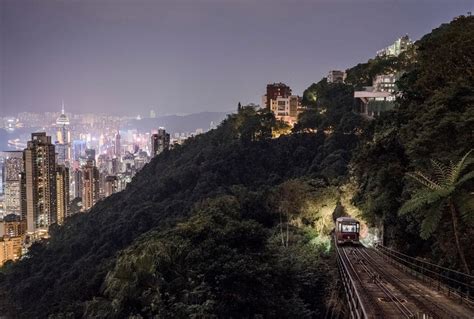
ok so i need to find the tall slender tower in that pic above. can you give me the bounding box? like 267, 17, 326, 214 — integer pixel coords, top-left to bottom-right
82, 160, 99, 211
114, 130, 121, 157
56, 101, 71, 164
56, 164, 70, 225
2, 151, 23, 215
23, 133, 57, 234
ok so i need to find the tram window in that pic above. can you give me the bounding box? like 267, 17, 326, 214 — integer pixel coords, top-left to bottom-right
342, 224, 357, 232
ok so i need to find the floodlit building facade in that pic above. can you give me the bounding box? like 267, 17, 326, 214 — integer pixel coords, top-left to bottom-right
2, 151, 23, 215
376, 35, 412, 57
104, 175, 118, 197
262, 82, 292, 109
56, 164, 70, 224
0, 236, 23, 266
269, 95, 303, 126
55, 103, 71, 165
263, 83, 303, 126
23, 133, 57, 234
82, 160, 100, 211
0, 214, 26, 237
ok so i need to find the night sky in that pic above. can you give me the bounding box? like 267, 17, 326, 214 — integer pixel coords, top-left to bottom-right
0, 0, 472, 116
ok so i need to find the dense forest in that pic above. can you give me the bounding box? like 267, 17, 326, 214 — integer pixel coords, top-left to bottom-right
0, 16, 473, 318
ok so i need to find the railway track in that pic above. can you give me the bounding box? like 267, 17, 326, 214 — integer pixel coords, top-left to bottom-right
336, 244, 474, 319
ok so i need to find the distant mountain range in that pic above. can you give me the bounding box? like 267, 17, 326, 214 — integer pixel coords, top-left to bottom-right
124, 111, 231, 134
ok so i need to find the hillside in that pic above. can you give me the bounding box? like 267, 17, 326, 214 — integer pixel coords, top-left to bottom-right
1, 15, 473, 318
0, 107, 358, 317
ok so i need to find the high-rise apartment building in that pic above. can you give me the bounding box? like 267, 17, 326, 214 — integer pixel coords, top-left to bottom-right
56, 165, 70, 225
269, 95, 303, 126
151, 129, 170, 156
262, 83, 292, 109
104, 175, 118, 197
22, 133, 57, 234
82, 160, 99, 211
0, 236, 23, 266
2, 151, 23, 215
0, 214, 26, 237
72, 169, 83, 199
261, 83, 304, 126
72, 140, 87, 161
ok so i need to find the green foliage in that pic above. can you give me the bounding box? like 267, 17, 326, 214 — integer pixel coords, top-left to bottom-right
297, 78, 363, 136
351, 16, 474, 270
0, 108, 345, 317
344, 56, 397, 89
84, 196, 333, 318
1, 14, 473, 318
398, 151, 474, 273
399, 150, 474, 237
293, 108, 323, 133
344, 47, 415, 90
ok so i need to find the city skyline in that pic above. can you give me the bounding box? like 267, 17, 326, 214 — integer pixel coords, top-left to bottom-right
1, 0, 472, 116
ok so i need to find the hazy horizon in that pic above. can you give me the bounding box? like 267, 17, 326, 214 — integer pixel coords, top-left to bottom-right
1, 0, 473, 117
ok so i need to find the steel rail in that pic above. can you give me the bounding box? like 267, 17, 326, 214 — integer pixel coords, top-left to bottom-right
348, 247, 415, 318
335, 239, 375, 318
361, 248, 456, 319
376, 245, 474, 279
376, 245, 474, 306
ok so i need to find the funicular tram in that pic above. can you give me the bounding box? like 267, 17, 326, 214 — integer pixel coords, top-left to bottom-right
335, 217, 360, 245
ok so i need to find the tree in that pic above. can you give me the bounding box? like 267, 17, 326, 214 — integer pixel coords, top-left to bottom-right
292, 109, 323, 133
399, 150, 474, 274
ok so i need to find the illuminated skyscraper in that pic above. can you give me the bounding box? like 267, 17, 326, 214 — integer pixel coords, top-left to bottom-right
2, 151, 23, 215
151, 128, 170, 156
72, 168, 83, 199
56, 164, 70, 225
72, 140, 87, 161
115, 131, 121, 156
104, 175, 118, 197
56, 102, 71, 164
23, 133, 57, 234
82, 160, 99, 211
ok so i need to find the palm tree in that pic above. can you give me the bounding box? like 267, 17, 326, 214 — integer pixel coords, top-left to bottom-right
399, 149, 474, 274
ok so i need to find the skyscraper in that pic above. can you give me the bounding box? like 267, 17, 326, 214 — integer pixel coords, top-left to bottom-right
72, 140, 87, 161
22, 133, 57, 234
56, 165, 70, 225
72, 168, 83, 199
104, 175, 118, 197
56, 102, 71, 164
82, 160, 99, 211
114, 131, 121, 157
151, 128, 170, 156
2, 151, 23, 215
